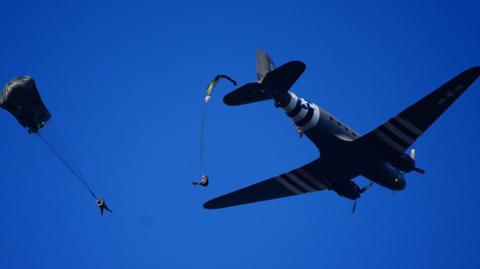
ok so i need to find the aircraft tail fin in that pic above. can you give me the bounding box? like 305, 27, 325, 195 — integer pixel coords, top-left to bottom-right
223, 49, 275, 106
224, 55, 306, 106
256, 49, 276, 82
260, 60, 305, 97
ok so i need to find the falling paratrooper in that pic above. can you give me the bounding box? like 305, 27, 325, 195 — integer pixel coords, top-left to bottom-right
196, 74, 237, 187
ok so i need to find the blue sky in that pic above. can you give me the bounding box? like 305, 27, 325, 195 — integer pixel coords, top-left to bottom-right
0, 0, 479, 268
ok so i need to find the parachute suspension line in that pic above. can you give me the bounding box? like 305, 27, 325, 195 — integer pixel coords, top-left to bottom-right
200, 102, 208, 175
47, 120, 87, 182
38, 121, 92, 196
37, 133, 97, 199
199, 74, 237, 179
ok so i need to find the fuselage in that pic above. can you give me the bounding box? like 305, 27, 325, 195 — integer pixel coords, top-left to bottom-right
275, 91, 406, 198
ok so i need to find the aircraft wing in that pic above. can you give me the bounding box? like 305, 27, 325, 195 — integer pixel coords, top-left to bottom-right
204, 158, 331, 209
357, 67, 480, 155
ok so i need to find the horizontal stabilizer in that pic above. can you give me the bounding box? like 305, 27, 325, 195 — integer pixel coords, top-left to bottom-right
261, 61, 306, 94
223, 82, 270, 106
223, 61, 306, 106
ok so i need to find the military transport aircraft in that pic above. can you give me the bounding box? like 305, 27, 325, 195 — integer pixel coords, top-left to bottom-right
204, 50, 480, 211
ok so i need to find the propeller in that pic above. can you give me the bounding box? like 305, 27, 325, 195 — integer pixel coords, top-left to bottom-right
410, 149, 426, 174
352, 183, 374, 213
413, 167, 425, 174
360, 182, 374, 194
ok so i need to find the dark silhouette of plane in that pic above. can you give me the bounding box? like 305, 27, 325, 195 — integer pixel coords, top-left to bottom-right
204, 50, 480, 210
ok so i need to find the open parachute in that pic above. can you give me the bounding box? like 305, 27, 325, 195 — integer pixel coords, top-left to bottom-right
199, 74, 237, 183
1, 76, 100, 201
0, 76, 51, 133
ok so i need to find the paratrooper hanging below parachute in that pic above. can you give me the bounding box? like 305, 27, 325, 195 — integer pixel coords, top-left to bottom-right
193, 175, 209, 187
0, 76, 109, 215
199, 74, 237, 186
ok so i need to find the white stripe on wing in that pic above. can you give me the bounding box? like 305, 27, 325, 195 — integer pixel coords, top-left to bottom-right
286, 172, 316, 192
297, 168, 328, 189
275, 176, 303, 194
384, 121, 415, 144
395, 116, 423, 136
374, 130, 406, 153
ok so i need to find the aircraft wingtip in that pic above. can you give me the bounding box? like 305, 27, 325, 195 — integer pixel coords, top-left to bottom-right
467, 66, 480, 81
288, 60, 306, 70
203, 201, 216, 209
203, 198, 230, 209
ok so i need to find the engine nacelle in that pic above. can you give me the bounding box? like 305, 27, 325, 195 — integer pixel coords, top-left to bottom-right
334, 181, 361, 200
387, 153, 416, 173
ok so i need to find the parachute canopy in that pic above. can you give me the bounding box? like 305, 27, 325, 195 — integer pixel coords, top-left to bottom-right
204, 74, 237, 103
0, 76, 51, 133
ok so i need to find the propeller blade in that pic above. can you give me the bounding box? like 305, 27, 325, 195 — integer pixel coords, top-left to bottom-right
360, 182, 374, 193
414, 167, 425, 174
410, 148, 416, 160
353, 183, 373, 213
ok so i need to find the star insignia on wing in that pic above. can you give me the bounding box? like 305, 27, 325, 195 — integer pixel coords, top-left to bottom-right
437, 84, 463, 105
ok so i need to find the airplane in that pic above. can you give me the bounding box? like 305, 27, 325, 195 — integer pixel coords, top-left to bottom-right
204, 50, 480, 211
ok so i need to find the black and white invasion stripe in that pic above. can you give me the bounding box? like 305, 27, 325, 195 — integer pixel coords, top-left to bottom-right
274, 168, 329, 194
282, 92, 320, 131
374, 116, 424, 153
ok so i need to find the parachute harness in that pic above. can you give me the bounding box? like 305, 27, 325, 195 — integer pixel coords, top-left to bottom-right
199, 74, 237, 180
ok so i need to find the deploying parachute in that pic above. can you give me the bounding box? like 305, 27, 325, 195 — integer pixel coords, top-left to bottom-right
0, 76, 51, 133
204, 75, 237, 103
199, 74, 237, 185
1, 76, 106, 210
198, 51, 276, 184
